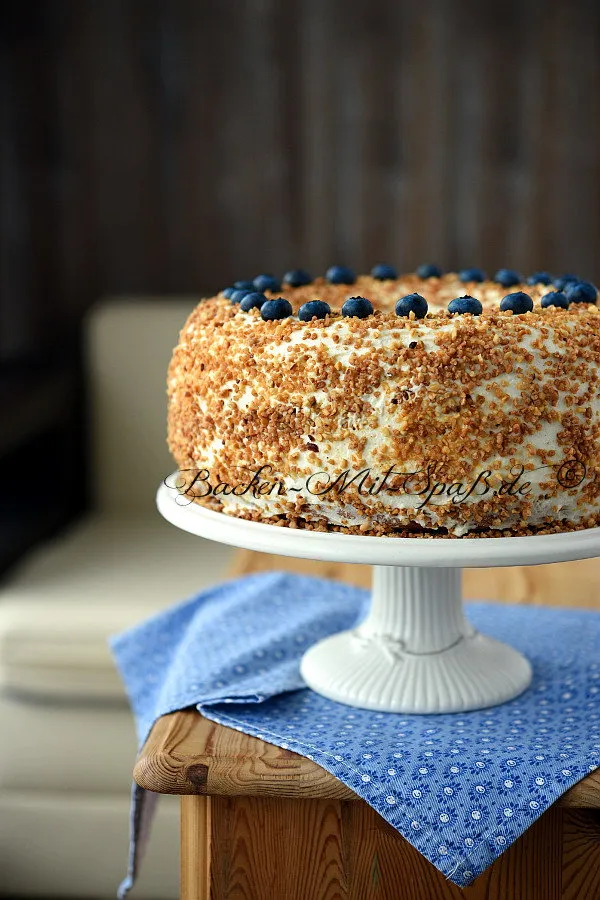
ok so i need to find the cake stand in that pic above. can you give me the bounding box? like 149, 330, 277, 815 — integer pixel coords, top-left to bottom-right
157, 477, 600, 714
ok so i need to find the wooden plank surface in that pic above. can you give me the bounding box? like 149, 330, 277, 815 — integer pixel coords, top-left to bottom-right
229, 548, 600, 610
135, 707, 356, 800
182, 795, 569, 900
181, 795, 211, 900
208, 796, 349, 900
561, 810, 600, 900
135, 706, 600, 808
135, 549, 600, 807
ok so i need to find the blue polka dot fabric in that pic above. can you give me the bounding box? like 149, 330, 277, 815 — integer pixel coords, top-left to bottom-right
110, 571, 600, 897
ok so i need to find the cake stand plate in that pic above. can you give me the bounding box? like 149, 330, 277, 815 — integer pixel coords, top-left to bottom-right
157, 478, 600, 714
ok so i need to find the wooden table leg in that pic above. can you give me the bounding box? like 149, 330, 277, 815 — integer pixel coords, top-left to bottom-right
180, 795, 573, 900
182, 795, 212, 900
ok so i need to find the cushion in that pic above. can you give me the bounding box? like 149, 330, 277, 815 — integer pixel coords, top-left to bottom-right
86, 298, 196, 514
0, 513, 233, 701
0, 694, 138, 793
0, 789, 179, 898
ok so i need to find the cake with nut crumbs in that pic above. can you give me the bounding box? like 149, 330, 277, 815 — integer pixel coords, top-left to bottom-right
166, 264, 600, 536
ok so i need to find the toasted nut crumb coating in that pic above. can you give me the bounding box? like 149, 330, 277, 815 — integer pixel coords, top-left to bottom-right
167, 274, 600, 536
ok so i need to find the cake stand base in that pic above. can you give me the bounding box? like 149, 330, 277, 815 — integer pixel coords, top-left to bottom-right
300, 566, 532, 713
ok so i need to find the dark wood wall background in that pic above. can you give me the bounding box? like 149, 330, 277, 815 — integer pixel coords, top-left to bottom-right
0, 0, 599, 565
2, 0, 600, 362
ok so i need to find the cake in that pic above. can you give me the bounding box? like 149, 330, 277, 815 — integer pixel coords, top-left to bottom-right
166, 265, 600, 537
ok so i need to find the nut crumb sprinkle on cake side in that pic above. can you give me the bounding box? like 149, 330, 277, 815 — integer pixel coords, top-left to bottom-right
167, 269, 600, 537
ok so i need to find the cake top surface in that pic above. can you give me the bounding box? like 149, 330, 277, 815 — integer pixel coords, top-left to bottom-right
215, 266, 598, 325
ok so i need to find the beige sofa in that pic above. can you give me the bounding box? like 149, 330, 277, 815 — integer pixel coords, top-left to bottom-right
0, 299, 233, 898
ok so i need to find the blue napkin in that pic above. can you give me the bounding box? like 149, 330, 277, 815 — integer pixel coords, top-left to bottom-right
111, 571, 600, 896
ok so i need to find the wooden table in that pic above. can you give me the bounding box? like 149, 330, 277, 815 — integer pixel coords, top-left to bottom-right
135, 551, 600, 899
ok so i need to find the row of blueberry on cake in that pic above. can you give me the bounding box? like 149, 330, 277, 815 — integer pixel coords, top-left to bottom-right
218, 265, 598, 322
223, 264, 591, 291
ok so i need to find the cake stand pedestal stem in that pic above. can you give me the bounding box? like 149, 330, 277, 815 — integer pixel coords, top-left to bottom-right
363, 566, 467, 652
300, 563, 532, 714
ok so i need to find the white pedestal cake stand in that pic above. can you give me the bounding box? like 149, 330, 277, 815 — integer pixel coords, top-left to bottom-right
157, 478, 600, 715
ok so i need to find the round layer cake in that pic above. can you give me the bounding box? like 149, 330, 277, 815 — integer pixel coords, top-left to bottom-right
167, 266, 600, 536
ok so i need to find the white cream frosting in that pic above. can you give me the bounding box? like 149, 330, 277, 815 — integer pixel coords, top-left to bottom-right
177, 312, 600, 535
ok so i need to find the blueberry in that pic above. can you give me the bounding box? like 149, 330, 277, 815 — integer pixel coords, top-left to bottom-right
222, 287, 236, 299
553, 273, 579, 291
395, 293, 428, 319
233, 280, 255, 292
541, 291, 569, 309
565, 280, 598, 304
326, 265, 356, 285
371, 263, 397, 280
240, 292, 267, 311
283, 269, 312, 287
230, 289, 251, 304
458, 268, 486, 283
527, 271, 553, 286
416, 264, 442, 279
494, 268, 522, 288
260, 298, 293, 321
500, 291, 534, 314
448, 295, 483, 315
253, 273, 281, 293
298, 300, 331, 321
342, 296, 373, 318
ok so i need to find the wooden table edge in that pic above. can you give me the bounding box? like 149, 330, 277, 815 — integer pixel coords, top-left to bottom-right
134, 708, 600, 808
